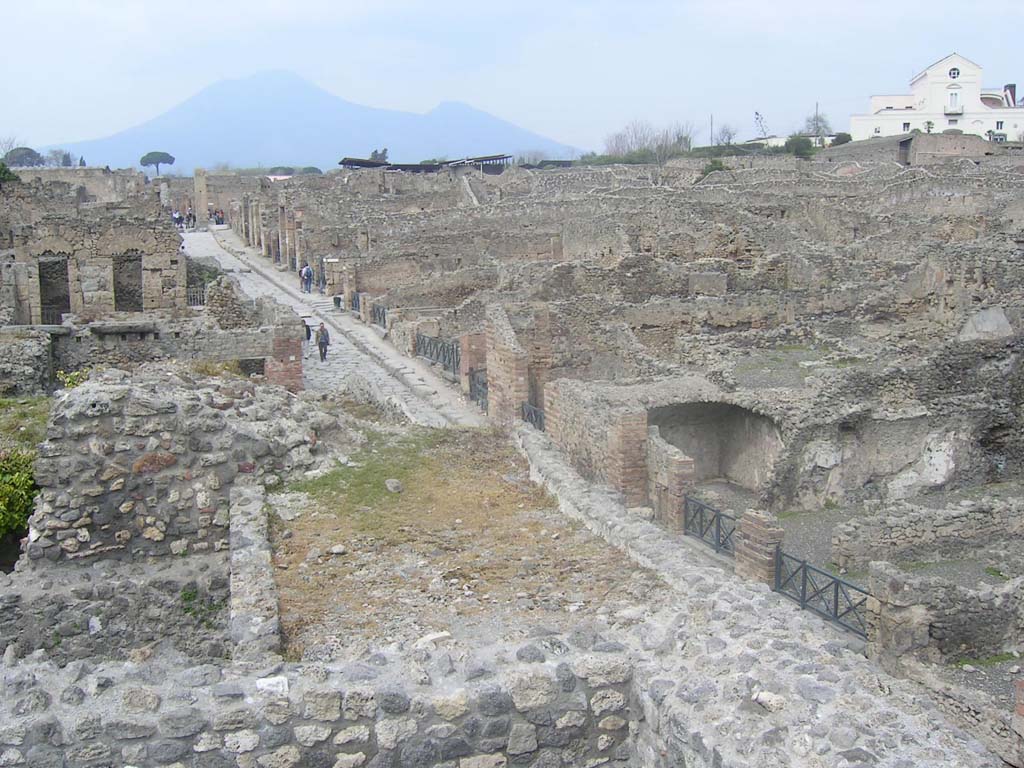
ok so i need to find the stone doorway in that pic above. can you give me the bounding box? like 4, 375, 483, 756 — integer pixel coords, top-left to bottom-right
113, 251, 143, 312
38, 252, 71, 324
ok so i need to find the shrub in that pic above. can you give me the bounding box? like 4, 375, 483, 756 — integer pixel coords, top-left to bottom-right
831, 132, 852, 146
0, 451, 37, 538
696, 159, 729, 182
56, 369, 89, 389
784, 135, 815, 158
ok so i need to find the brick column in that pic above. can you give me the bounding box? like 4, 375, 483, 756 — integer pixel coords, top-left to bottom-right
646, 429, 695, 529
459, 333, 486, 394
265, 336, 303, 393
606, 412, 648, 507
734, 510, 784, 586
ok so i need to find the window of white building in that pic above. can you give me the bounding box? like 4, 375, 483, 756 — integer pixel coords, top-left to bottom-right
903, 122, 911, 132
948, 119, 958, 126
997, 121, 1004, 130
949, 67, 960, 80
949, 91, 959, 108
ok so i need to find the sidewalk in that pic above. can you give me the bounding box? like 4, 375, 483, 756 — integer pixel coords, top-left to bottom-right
184, 229, 483, 428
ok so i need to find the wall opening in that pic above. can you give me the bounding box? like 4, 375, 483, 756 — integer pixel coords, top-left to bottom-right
113, 250, 144, 312
647, 402, 782, 491
38, 252, 71, 324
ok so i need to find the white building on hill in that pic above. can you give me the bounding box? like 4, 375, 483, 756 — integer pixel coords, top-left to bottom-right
850, 54, 1024, 142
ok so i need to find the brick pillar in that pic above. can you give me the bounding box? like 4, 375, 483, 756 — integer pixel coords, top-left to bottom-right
606, 412, 648, 507
734, 510, 784, 586
459, 333, 486, 394
544, 382, 563, 446
646, 430, 695, 529
265, 336, 303, 393
193, 169, 209, 231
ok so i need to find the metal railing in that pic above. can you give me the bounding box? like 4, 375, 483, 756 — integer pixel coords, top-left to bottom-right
468, 368, 488, 412
521, 402, 545, 431
774, 548, 869, 638
186, 286, 207, 307
40, 305, 66, 325
371, 304, 387, 328
351, 292, 361, 312
682, 495, 737, 554
415, 333, 461, 374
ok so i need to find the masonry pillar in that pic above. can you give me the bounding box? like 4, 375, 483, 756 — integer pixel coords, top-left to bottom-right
646, 428, 695, 528
264, 333, 304, 394
459, 333, 486, 394
193, 169, 209, 230
734, 510, 784, 586
606, 412, 648, 507
485, 306, 530, 426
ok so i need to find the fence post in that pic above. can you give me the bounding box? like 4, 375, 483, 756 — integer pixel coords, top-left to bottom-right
800, 562, 808, 608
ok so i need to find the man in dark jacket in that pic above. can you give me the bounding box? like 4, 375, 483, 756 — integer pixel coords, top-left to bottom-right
315, 323, 330, 361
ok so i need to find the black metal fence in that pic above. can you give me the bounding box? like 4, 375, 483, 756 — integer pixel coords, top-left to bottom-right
468, 368, 488, 412
186, 286, 206, 307
351, 292, 361, 312
681, 495, 871, 638
682, 495, 737, 554
774, 549, 870, 638
40, 305, 66, 325
371, 304, 387, 328
521, 402, 545, 431
415, 333, 461, 374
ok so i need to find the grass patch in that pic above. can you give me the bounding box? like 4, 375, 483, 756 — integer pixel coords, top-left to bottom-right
0, 396, 51, 451
191, 360, 244, 378
288, 428, 450, 536
984, 566, 1011, 582
956, 652, 1017, 668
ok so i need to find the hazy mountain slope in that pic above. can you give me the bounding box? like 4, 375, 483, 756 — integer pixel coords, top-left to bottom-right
51, 71, 578, 172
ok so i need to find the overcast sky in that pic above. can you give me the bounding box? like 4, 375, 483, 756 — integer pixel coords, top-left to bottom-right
5, 0, 1022, 152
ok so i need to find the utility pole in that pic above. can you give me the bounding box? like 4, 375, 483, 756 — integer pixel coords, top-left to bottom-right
710, 114, 714, 146
815, 101, 820, 146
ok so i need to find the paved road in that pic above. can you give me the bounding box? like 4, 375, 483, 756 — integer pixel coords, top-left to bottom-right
182, 229, 483, 428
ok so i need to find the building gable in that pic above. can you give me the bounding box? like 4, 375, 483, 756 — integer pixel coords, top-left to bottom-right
912, 53, 982, 85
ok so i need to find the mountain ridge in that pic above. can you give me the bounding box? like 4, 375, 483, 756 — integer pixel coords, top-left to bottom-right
47, 71, 579, 173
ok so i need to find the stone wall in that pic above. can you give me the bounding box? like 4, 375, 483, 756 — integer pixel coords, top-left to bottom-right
0, 178, 186, 323
868, 561, 1024, 666
0, 641, 639, 768
833, 496, 1024, 569
10, 167, 149, 203
0, 553, 229, 664
0, 326, 53, 394
23, 366, 348, 567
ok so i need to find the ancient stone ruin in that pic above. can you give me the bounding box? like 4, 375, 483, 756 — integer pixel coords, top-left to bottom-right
0, 154, 1021, 767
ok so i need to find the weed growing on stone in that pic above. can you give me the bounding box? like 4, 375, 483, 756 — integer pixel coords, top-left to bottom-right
180, 586, 224, 629
0, 396, 50, 451
191, 359, 244, 378
983, 566, 1010, 582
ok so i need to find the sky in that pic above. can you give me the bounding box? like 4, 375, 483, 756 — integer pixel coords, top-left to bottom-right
4, 0, 1022, 153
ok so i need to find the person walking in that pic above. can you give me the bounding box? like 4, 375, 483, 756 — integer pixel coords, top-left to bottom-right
315, 322, 330, 362
302, 318, 312, 358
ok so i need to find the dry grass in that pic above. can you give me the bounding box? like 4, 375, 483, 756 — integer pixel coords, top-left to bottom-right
271, 427, 665, 660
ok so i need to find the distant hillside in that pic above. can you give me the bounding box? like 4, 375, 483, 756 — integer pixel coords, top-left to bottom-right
46, 71, 579, 173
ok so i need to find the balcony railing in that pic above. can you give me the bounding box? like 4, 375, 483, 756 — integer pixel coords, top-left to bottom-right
943, 105, 963, 115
